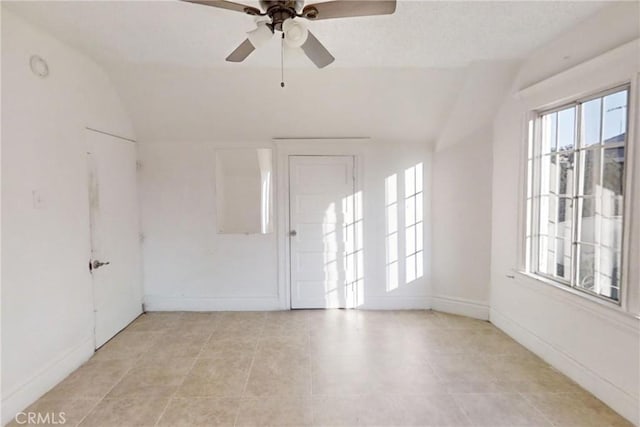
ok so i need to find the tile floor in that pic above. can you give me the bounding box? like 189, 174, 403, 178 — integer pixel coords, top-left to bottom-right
10, 310, 633, 426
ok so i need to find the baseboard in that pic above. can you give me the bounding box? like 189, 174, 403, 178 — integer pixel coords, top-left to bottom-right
1, 336, 94, 426
490, 308, 639, 426
431, 295, 490, 320
143, 295, 283, 311
358, 296, 430, 310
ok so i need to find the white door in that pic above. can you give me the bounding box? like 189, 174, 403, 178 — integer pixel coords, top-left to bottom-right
87, 130, 143, 348
289, 156, 355, 308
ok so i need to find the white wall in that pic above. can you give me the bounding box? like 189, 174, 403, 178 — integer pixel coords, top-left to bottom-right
1, 9, 135, 424
139, 140, 431, 311
430, 62, 517, 319
489, 2, 640, 424
139, 142, 280, 310
431, 130, 493, 319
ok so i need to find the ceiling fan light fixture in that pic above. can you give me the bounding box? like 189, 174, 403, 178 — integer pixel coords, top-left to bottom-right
282, 19, 308, 48
247, 21, 273, 48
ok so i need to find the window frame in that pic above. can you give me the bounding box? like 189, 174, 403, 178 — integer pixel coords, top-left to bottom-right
527, 83, 631, 305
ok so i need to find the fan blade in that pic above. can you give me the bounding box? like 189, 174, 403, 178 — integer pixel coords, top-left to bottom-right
182, 0, 261, 16
302, 0, 396, 20
301, 31, 335, 68
226, 39, 255, 62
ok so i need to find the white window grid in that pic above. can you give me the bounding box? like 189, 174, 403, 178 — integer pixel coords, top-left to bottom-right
526, 84, 630, 303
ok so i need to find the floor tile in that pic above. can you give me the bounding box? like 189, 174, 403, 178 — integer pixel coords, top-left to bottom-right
176, 357, 251, 398
522, 392, 635, 427
6, 398, 99, 427
235, 397, 312, 426
311, 395, 360, 426
244, 355, 311, 397
78, 397, 168, 427
452, 392, 552, 426
156, 397, 240, 426
15, 310, 632, 427
106, 357, 194, 399
41, 360, 132, 400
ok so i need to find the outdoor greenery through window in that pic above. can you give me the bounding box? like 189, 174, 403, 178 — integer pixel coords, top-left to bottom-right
526, 86, 629, 302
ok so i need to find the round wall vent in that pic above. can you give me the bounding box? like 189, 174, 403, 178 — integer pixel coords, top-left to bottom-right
29, 55, 49, 78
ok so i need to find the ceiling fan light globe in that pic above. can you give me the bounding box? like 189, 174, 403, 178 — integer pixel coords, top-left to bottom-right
283, 19, 308, 48
247, 22, 273, 48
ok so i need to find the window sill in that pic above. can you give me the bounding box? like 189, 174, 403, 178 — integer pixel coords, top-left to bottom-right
512, 270, 640, 331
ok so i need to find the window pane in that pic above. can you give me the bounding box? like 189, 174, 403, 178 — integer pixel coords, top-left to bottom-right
599, 248, 620, 300
600, 210, 622, 250
416, 222, 423, 252
558, 153, 574, 196
581, 98, 601, 147
415, 192, 423, 222
550, 155, 558, 194
532, 88, 627, 303
547, 195, 558, 238
576, 243, 595, 292
579, 149, 600, 196
557, 197, 572, 240
542, 112, 557, 154
554, 238, 571, 280
577, 197, 597, 244
603, 147, 625, 196
540, 155, 552, 195
538, 235, 549, 274
557, 107, 575, 151
602, 90, 627, 144
538, 195, 553, 236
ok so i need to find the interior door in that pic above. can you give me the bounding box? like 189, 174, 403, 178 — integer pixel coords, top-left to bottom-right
289, 155, 355, 308
87, 130, 143, 348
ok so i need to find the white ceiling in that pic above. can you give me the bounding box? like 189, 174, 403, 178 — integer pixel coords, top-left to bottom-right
5, 0, 609, 69
3, 1, 617, 144
107, 64, 467, 142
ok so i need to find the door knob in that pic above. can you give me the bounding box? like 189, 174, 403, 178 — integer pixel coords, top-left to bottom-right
91, 260, 110, 270
289, 230, 297, 237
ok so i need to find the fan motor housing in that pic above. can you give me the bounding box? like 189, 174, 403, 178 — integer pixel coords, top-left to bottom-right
260, 0, 304, 30
260, 0, 304, 12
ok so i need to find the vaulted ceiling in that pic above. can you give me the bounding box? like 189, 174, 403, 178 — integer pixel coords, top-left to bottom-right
5, 1, 608, 69
3, 1, 613, 143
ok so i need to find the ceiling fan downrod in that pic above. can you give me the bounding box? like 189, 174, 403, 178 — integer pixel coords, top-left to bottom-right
281, 33, 285, 88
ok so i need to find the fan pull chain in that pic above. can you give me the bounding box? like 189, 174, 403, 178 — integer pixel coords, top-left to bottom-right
281, 33, 285, 88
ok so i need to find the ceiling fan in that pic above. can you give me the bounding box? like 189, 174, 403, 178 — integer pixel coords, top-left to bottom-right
183, 0, 397, 68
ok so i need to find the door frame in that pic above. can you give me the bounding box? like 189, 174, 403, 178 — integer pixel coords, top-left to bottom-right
274, 138, 369, 309
86, 127, 143, 348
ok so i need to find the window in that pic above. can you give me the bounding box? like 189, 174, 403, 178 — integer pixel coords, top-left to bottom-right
526, 86, 629, 302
